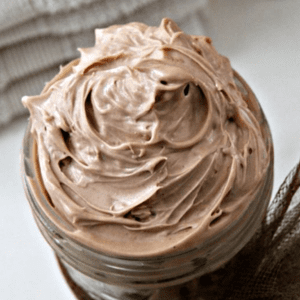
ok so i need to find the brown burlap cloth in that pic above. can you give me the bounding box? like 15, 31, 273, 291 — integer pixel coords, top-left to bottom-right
197, 161, 300, 300
57, 162, 300, 299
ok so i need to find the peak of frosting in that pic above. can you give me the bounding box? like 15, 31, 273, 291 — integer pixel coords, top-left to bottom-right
23, 18, 271, 256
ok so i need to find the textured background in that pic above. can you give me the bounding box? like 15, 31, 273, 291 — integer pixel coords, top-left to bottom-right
0, 0, 206, 127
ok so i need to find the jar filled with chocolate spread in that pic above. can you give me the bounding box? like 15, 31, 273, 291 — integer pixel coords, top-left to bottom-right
21, 18, 273, 299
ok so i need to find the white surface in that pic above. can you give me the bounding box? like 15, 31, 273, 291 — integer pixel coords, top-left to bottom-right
1, 1, 300, 299
0, 117, 75, 300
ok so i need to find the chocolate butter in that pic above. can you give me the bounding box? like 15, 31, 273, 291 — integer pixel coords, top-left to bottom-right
22, 18, 271, 257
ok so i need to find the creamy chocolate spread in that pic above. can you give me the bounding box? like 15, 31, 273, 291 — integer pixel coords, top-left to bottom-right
22, 18, 271, 257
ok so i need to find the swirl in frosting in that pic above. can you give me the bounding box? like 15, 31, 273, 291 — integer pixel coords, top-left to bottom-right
23, 18, 270, 256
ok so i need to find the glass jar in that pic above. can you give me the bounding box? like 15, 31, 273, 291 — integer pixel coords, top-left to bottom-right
21, 72, 274, 300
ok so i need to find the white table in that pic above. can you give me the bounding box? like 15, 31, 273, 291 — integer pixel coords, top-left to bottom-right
1, 1, 300, 299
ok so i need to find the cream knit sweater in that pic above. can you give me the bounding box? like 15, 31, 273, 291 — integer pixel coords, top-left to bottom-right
0, 0, 207, 127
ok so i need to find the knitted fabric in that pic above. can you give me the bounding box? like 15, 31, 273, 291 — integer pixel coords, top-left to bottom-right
0, 0, 207, 128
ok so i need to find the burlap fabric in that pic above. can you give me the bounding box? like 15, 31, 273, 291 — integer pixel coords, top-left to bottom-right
195, 161, 300, 300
